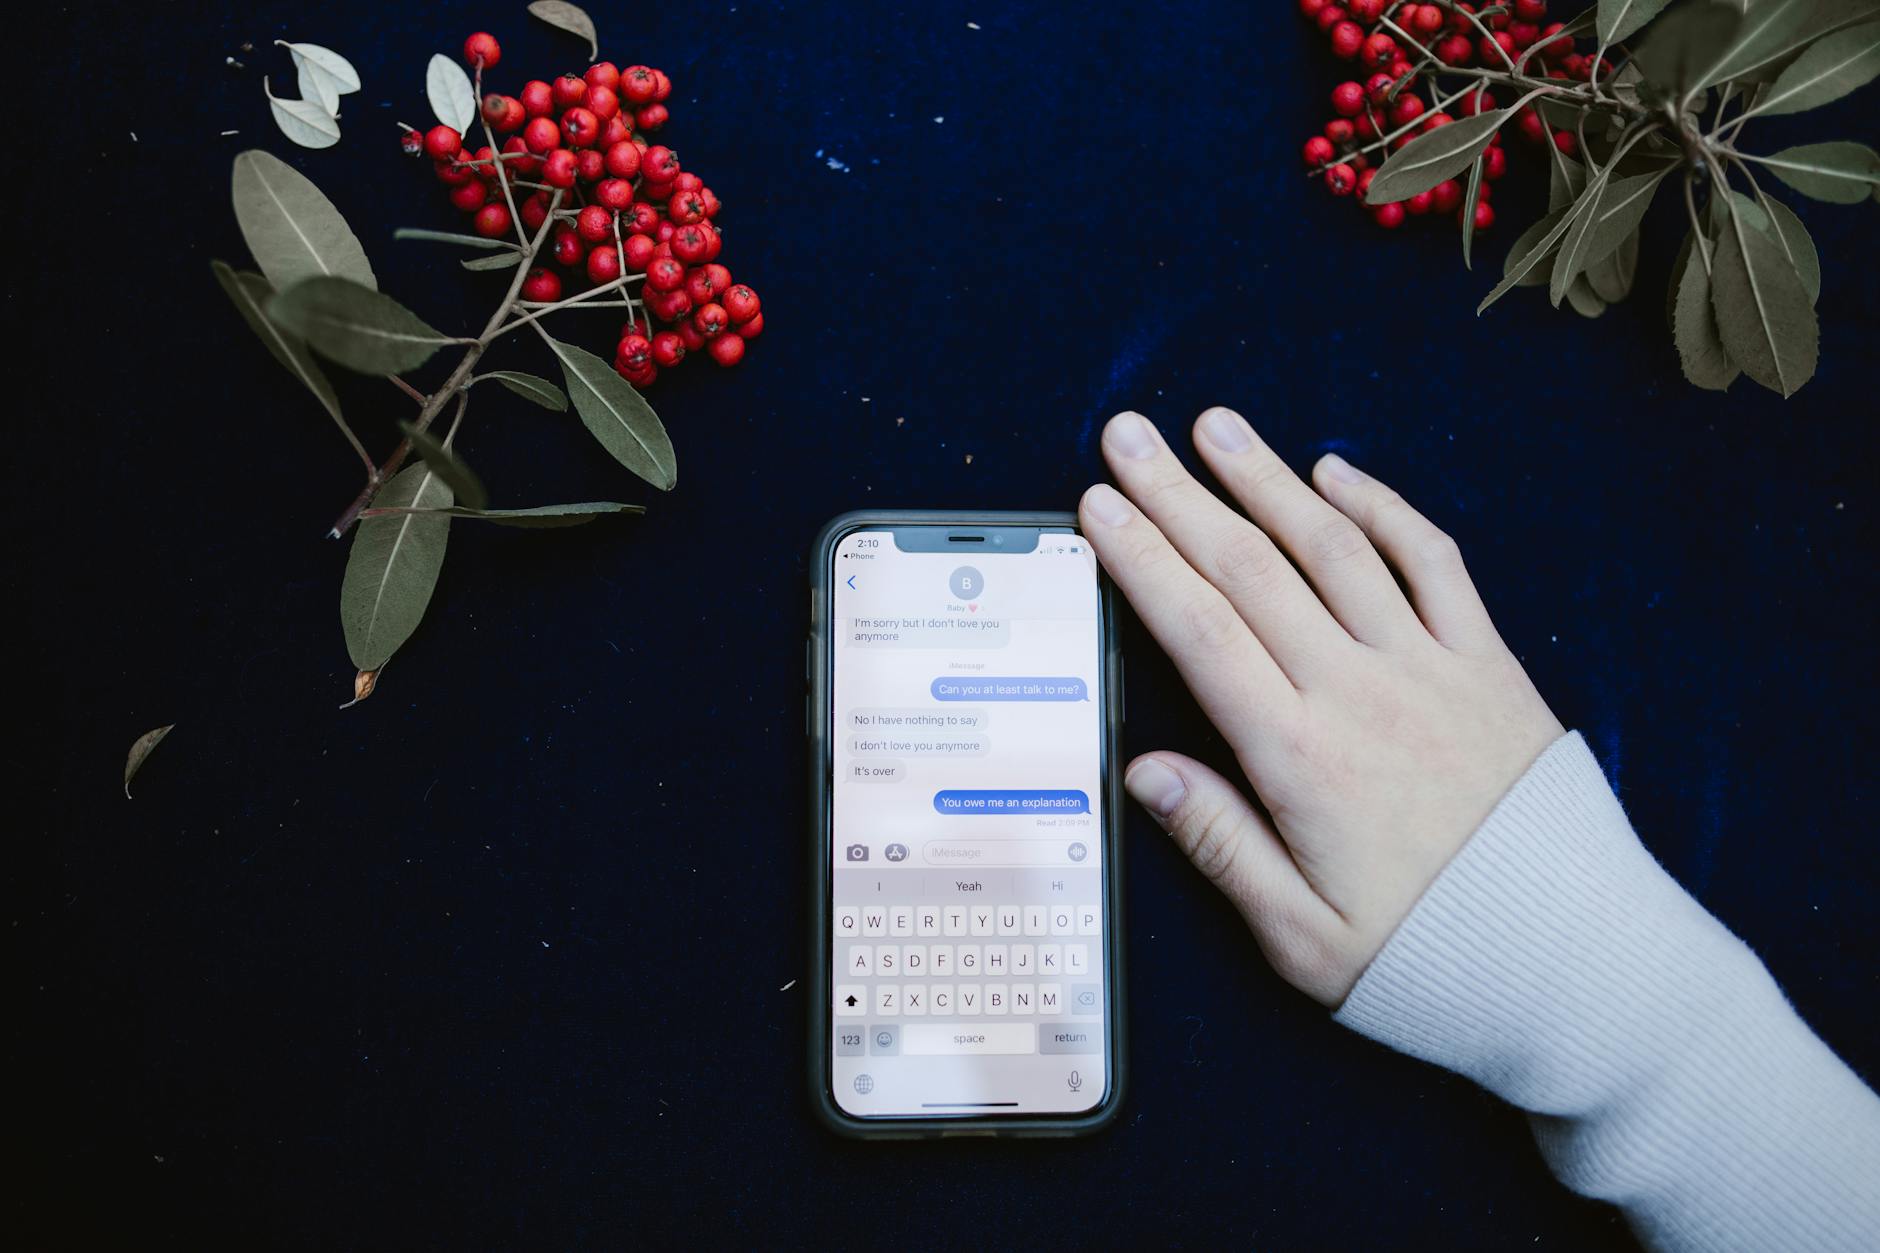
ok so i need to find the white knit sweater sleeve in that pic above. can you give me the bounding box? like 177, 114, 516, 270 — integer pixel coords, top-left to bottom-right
1333, 732, 1880, 1251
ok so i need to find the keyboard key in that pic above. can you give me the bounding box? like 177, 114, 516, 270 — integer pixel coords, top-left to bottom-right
996, 906, 1020, 935
1077, 904, 1100, 935
1039, 943, 1061, 975
958, 984, 981, 1015
889, 906, 913, 937
869, 1024, 899, 1055
931, 984, 955, 1015
1070, 982, 1101, 1014
970, 907, 994, 936
1024, 906, 1047, 936
985, 945, 1008, 976
835, 905, 859, 937
903, 984, 927, 1016
1066, 944, 1089, 976
875, 985, 898, 1015
904, 945, 926, 977
1039, 1023, 1101, 1053
902, 1022, 1035, 1055
862, 907, 886, 937
986, 983, 1009, 1015
1012, 983, 1036, 1014
877, 945, 899, 977
943, 906, 967, 936
836, 1025, 866, 1055
1038, 983, 1064, 1015
958, 944, 981, 974
1050, 905, 1075, 935
846, 945, 873, 976
835, 985, 866, 1016
932, 945, 954, 977
1013, 944, 1035, 976
916, 907, 941, 936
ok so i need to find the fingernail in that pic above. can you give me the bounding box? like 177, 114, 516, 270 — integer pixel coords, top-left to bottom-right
1082, 483, 1133, 528
1320, 453, 1364, 484
1198, 407, 1253, 452
1125, 759, 1187, 821
1105, 412, 1160, 460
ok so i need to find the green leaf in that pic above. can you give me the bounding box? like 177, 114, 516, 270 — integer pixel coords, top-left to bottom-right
394, 227, 524, 251
1550, 167, 1671, 307
426, 54, 476, 134
1665, 229, 1693, 328
1728, 190, 1820, 303
1674, 231, 1740, 390
1548, 150, 1587, 212
1599, 0, 1676, 43
1506, 209, 1569, 288
1565, 275, 1608, 317
1479, 208, 1578, 312
341, 464, 453, 671
1635, 2, 1743, 93
528, 1, 600, 60
481, 371, 570, 411
1365, 110, 1508, 204
1710, 200, 1819, 396
231, 151, 376, 293
542, 334, 677, 490
1699, 0, 1880, 87
264, 77, 340, 149
1461, 155, 1485, 270
1750, 20, 1880, 114
269, 277, 458, 374
365, 501, 645, 528
397, 420, 488, 511
124, 724, 175, 799
1586, 224, 1641, 302
1752, 140, 1880, 201
211, 261, 343, 427
462, 253, 524, 272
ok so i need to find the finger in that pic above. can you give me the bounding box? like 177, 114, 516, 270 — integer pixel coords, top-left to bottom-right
1124, 751, 1348, 1004
1191, 407, 1424, 649
1080, 482, 1300, 744
1098, 411, 1347, 680
1310, 453, 1498, 651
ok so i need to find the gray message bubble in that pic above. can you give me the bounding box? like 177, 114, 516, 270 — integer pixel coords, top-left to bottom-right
847, 733, 989, 758
846, 616, 1011, 648
847, 707, 989, 732
845, 759, 908, 783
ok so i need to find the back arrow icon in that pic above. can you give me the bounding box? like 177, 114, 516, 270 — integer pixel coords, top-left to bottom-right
846, 576, 857, 589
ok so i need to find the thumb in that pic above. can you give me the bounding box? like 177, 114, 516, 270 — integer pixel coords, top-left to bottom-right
1125, 751, 1349, 1005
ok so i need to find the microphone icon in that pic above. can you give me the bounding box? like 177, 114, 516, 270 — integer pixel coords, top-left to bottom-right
1067, 1070, 1083, 1093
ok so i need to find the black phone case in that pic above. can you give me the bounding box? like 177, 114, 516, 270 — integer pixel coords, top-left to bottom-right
806, 510, 1127, 1138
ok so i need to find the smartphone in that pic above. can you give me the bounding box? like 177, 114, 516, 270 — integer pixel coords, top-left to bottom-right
807, 511, 1125, 1137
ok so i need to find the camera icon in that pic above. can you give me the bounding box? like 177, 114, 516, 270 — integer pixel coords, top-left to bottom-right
845, 844, 869, 862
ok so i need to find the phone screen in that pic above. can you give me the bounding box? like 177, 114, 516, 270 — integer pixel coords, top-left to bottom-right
825, 524, 1111, 1120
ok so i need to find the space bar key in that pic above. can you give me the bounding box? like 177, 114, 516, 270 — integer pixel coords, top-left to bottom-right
901, 1023, 1036, 1055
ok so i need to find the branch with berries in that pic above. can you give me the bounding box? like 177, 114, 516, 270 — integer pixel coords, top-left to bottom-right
213, 10, 767, 703
1299, 0, 1880, 395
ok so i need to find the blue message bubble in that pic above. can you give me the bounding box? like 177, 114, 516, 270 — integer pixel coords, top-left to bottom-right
933, 789, 1091, 815
929, 677, 1090, 702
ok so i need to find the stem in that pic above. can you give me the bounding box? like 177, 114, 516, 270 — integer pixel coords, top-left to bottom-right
388, 375, 427, 405
476, 63, 531, 253
326, 189, 566, 538
488, 273, 645, 339
1683, 169, 1713, 276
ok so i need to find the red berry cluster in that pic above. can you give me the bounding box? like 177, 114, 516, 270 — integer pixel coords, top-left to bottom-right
1297, 0, 1607, 230
404, 32, 764, 385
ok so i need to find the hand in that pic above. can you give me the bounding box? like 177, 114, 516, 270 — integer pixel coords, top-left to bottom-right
1080, 408, 1564, 1007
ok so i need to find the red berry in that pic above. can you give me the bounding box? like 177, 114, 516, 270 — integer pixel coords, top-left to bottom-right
652, 69, 673, 101
646, 286, 693, 322
1468, 201, 1495, 230
1429, 178, 1463, 213
723, 284, 760, 324
423, 125, 461, 161
1405, 189, 1434, 215
434, 151, 474, 186
1457, 89, 1497, 116
501, 136, 542, 177
672, 224, 712, 264
626, 202, 661, 235
1436, 34, 1474, 65
518, 192, 550, 235
1330, 81, 1365, 116
587, 243, 622, 284
543, 148, 578, 188
1317, 5, 1349, 32
1483, 145, 1508, 180
1414, 4, 1445, 33
550, 225, 586, 268
401, 129, 425, 156
1514, 0, 1547, 19
1480, 31, 1516, 63
449, 179, 488, 212
677, 318, 707, 351
1554, 130, 1578, 156
576, 204, 614, 243
587, 178, 628, 212
1350, 0, 1385, 20
617, 333, 653, 371
1449, 1, 1478, 32
1388, 93, 1425, 127
587, 85, 620, 122
588, 61, 622, 91
735, 312, 764, 340
702, 223, 722, 261
1304, 135, 1336, 166
463, 32, 501, 70
1422, 111, 1453, 131
689, 263, 734, 304
1364, 72, 1395, 104
575, 148, 605, 182
669, 189, 709, 226
1330, 21, 1365, 58
1516, 106, 1547, 143
646, 256, 686, 292
636, 103, 670, 131
673, 171, 704, 194
708, 333, 746, 367
617, 359, 657, 388
654, 219, 677, 244
1536, 22, 1571, 61
604, 140, 642, 180
1300, 0, 1327, 17
1360, 33, 1398, 70
643, 146, 681, 180
521, 267, 561, 302
561, 107, 601, 149
621, 65, 659, 104
621, 233, 657, 271
1354, 113, 1377, 140
1324, 118, 1355, 144
600, 115, 632, 148
523, 117, 561, 155
1372, 201, 1406, 229
472, 202, 512, 238
1356, 168, 1378, 199
651, 331, 686, 367
1325, 163, 1357, 196
552, 75, 588, 111
483, 95, 520, 131
520, 81, 554, 117
1509, 21, 1540, 48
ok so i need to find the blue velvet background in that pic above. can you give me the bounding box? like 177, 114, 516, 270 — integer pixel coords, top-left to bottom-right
18, 1, 1876, 1246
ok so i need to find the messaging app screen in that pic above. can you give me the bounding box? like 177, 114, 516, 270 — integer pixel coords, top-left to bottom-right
829, 527, 1107, 1117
